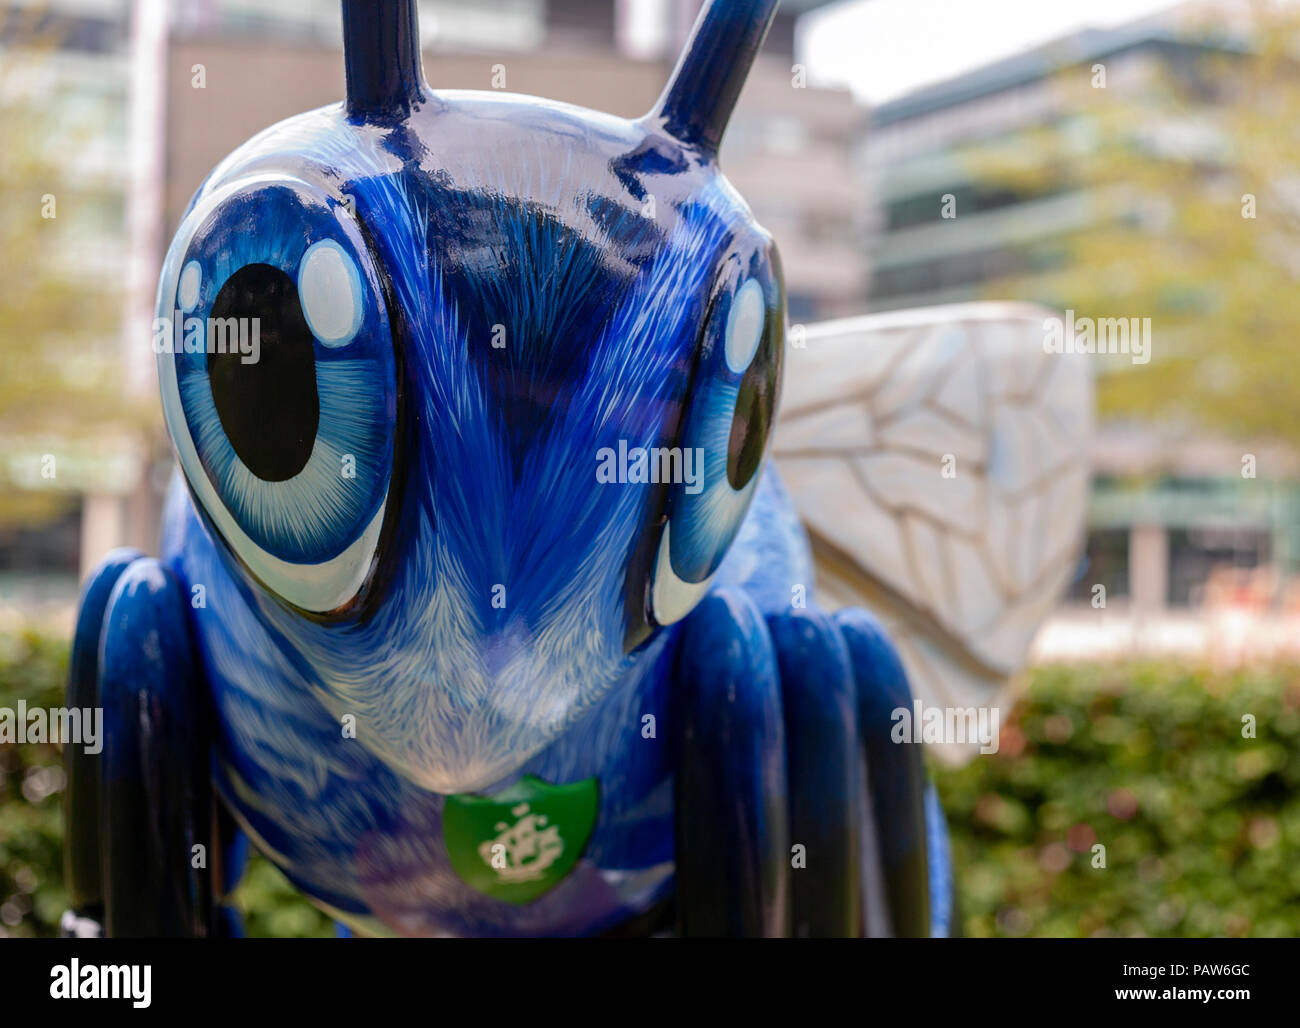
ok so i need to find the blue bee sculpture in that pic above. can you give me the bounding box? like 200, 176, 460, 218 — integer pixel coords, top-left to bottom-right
62, 0, 958, 938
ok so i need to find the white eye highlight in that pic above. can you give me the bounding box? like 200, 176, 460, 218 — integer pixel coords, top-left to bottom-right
299, 239, 364, 347
178, 261, 202, 313
650, 521, 716, 625
724, 277, 765, 374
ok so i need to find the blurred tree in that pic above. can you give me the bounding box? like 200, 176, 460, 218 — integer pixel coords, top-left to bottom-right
967, 3, 1300, 446
0, 11, 146, 525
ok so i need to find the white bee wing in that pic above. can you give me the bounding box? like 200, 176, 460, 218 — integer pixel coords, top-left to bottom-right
773, 303, 1093, 762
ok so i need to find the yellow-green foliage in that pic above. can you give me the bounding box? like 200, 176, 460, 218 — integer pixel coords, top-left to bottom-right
966, 4, 1300, 446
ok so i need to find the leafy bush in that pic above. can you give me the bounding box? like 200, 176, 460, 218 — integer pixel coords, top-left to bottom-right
0, 630, 71, 937
933, 662, 1300, 937
2, 629, 1297, 936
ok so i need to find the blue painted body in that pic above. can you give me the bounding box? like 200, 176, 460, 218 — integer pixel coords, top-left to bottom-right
63, 0, 954, 937
157, 467, 818, 935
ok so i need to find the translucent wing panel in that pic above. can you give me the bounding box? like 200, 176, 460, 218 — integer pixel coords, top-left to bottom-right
774, 303, 1094, 744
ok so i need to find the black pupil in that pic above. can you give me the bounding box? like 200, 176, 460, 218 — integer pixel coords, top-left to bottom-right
727, 315, 781, 490
208, 263, 319, 482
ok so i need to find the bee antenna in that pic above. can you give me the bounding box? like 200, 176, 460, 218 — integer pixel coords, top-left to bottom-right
649, 0, 780, 156
341, 0, 427, 122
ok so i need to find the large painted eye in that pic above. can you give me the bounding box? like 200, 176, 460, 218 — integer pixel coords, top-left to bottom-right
650, 250, 785, 625
155, 177, 397, 612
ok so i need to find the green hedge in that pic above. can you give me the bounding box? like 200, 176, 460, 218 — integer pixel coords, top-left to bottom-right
0, 631, 70, 936
932, 662, 1300, 937
2, 629, 1297, 936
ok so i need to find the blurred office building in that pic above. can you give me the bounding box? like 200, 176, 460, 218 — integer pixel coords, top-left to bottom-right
856, 6, 1300, 658
860, 17, 1235, 311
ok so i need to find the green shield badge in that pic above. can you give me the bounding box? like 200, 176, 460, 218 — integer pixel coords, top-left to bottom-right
444, 775, 599, 905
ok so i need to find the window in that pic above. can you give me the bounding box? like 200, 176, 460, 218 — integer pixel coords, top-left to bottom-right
1167, 526, 1271, 608
1068, 528, 1130, 603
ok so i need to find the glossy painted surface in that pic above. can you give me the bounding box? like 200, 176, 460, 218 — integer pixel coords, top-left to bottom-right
63, 0, 955, 937
63, 547, 140, 922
